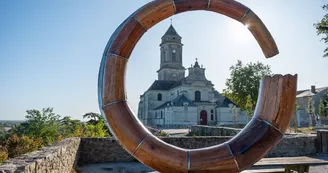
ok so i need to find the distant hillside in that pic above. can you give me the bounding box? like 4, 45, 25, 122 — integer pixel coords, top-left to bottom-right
0, 120, 24, 124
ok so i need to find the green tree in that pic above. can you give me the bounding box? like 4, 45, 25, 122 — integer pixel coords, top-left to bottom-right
0, 146, 8, 163
82, 112, 110, 134
60, 116, 84, 138
245, 95, 254, 120
314, 5, 328, 57
292, 104, 300, 133
307, 98, 316, 126
83, 119, 109, 138
319, 99, 326, 117
6, 135, 42, 158
14, 108, 60, 145
83, 112, 102, 125
223, 60, 272, 110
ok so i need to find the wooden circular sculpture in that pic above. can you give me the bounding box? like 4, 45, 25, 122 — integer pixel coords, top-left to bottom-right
98, 0, 297, 172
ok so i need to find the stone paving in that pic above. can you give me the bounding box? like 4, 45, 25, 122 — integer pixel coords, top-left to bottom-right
78, 162, 328, 173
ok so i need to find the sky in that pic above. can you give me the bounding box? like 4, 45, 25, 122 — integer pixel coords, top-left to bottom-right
0, 0, 328, 120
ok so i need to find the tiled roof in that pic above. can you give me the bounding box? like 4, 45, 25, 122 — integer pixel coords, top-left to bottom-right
148, 80, 183, 91
296, 90, 315, 98
154, 95, 196, 110
148, 80, 177, 91
216, 97, 237, 107
163, 25, 181, 37
296, 87, 328, 98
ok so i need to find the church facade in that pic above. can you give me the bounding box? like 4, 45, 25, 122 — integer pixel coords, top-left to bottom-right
137, 25, 247, 127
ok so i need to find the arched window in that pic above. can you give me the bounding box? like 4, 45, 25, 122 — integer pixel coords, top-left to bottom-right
172, 51, 176, 62
161, 111, 163, 119
211, 109, 214, 113
157, 93, 162, 101
161, 50, 164, 62
195, 91, 201, 102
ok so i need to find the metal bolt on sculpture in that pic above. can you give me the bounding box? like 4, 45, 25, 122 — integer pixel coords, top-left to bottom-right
98, 0, 297, 172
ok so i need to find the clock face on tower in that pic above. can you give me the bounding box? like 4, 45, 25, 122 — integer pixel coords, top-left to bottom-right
172, 49, 176, 53
195, 69, 201, 76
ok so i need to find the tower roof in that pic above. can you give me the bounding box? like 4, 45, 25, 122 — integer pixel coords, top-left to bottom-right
193, 58, 201, 68
163, 25, 181, 37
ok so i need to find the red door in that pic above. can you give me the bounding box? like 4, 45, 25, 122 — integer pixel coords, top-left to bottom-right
200, 110, 208, 125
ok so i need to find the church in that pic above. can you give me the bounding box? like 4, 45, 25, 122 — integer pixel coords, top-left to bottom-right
137, 24, 248, 127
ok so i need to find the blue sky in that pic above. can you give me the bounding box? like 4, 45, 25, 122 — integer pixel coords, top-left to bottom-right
1, 0, 327, 120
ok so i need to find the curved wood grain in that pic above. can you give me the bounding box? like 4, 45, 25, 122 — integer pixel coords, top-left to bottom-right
134, 135, 189, 173
99, 0, 296, 172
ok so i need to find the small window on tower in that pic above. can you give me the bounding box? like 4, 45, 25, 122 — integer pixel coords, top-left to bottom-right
195, 91, 201, 102
158, 93, 162, 101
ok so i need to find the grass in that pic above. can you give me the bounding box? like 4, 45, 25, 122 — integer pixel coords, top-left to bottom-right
156, 131, 169, 137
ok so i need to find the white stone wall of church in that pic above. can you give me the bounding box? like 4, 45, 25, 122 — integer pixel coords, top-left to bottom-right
159, 107, 198, 125
197, 105, 217, 123
170, 86, 212, 102
216, 108, 248, 125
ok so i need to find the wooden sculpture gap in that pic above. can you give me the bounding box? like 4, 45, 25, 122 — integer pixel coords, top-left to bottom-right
98, 0, 297, 172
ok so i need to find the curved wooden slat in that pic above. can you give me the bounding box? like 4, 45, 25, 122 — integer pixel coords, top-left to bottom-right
102, 102, 150, 154
173, 0, 209, 13
135, 0, 175, 30
102, 55, 127, 105
254, 74, 297, 133
98, 0, 295, 172
241, 11, 279, 58
227, 118, 283, 170
189, 144, 239, 172
208, 0, 249, 21
108, 17, 146, 58
133, 134, 189, 173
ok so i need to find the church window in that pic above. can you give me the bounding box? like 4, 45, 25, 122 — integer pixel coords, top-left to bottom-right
172, 51, 177, 62
161, 50, 164, 62
211, 114, 214, 121
195, 91, 201, 102
158, 93, 162, 101
164, 51, 167, 61
161, 111, 163, 118
211, 109, 214, 113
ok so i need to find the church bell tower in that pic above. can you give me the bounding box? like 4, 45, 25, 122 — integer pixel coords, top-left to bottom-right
157, 24, 185, 81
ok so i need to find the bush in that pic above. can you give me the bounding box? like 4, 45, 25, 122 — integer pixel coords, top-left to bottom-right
156, 131, 169, 137
83, 119, 109, 137
0, 147, 8, 163
6, 135, 42, 158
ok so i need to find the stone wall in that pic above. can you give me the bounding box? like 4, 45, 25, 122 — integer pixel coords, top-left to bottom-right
78, 135, 317, 164
0, 135, 317, 171
78, 138, 136, 164
268, 134, 317, 157
190, 125, 241, 136
0, 138, 80, 173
